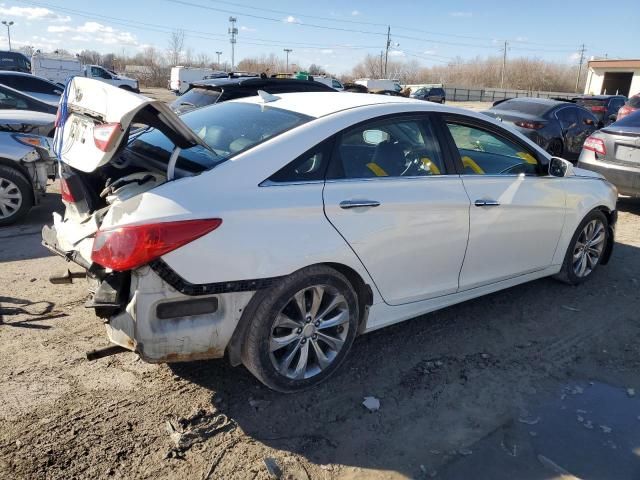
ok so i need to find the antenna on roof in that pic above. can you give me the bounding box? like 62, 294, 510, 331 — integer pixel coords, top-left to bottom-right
257, 90, 280, 103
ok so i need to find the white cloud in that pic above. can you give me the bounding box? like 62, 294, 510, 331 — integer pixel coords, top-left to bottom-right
47, 25, 73, 33
450, 11, 472, 17
321, 49, 333, 54
569, 52, 581, 61
351, 10, 360, 16
515, 36, 528, 42
388, 50, 405, 57
240, 25, 256, 32
0, 6, 70, 22
283, 15, 301, 23
78, 21, 114, 34
423, 49, 436, 55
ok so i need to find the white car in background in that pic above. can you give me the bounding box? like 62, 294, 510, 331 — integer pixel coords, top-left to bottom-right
43, 78, 617, 392
311, 76, 345, 91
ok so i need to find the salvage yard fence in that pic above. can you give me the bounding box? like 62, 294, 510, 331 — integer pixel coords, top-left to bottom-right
442, 86, 577, 102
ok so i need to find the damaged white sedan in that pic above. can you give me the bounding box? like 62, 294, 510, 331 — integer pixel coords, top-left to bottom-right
43, 78, 617, 392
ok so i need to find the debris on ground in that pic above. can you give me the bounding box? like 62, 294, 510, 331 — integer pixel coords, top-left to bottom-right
362, 396, 381, 412
165, 408, 236, 451
457, 448, 472, 456
517, 415, 540, 425
626, 388, 635, 397
599, 425, 612, 434
264, 457, 282, 479
537, 454, 576, 478
248, 398, 271, 410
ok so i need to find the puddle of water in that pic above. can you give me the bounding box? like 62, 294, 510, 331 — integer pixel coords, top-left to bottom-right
439, 382, 640, 479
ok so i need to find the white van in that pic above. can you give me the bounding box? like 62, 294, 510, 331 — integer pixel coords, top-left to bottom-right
355, 78, 402, 92
311, 76, 344, 91
170, 66, 221, 94
31, 52, 139, 92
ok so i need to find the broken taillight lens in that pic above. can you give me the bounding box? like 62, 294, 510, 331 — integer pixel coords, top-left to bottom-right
91, 219, 222, 271
93, 122, 122, 152
514, 120, 544, 129
60, 177, 75, 203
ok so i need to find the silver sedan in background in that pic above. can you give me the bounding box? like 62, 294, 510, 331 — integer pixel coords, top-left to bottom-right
578, 110, 640, 197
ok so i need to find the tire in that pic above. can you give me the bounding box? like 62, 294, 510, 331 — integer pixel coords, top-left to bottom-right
546, 139, 563, 157
118, 85, 133, 92
0, 165, 33, 226
554, 210, 608, 285
241, 265, 359, 393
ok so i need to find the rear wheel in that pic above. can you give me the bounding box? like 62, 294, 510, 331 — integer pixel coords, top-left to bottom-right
0, 165, 32, 226
555, 210, 608, 285
241, 265, 359, 392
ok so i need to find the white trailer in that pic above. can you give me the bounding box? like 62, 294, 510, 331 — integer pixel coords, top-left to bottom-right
31, 52, 139, 92
355, 78, 402, 92
170, 66, 221, 94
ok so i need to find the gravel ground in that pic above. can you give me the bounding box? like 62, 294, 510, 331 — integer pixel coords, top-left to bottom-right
1, 179, 639, 479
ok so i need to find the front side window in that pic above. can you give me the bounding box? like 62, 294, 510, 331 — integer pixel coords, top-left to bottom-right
125, 101, 311, 174
556, 107, 579, 129
332, 79, 343, 89
329, 116, 445, 179
446, 122, 539, 175
0, 88, 28, 109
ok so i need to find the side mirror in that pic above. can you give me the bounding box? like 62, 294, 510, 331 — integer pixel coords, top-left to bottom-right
549, 157, 574, 177
363, 129, 389, 145
608, 114, 617, 122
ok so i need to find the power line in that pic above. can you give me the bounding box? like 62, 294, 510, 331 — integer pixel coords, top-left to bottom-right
575, 43, 586, 92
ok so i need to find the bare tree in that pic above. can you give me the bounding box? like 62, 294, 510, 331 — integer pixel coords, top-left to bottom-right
167, 29, 185, 66
308, 63, 326, 76
78, 49, 102, 66
196, 52, 211, 68
184, 46, 194, 66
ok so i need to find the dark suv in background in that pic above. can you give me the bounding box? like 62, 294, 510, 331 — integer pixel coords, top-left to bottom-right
411, 86, 446, 104
0, 50, 31, 73
170, 77, 336, 114
572, 95, 627, 127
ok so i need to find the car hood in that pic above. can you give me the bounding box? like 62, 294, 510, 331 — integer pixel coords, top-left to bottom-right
56, 77, 209, 172
573, 166, 605, 179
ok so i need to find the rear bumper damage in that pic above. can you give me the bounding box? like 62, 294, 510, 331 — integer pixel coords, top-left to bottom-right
43, 223, 256, 362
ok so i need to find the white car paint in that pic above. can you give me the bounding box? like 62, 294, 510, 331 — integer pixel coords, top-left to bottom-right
45, 80, 617, 373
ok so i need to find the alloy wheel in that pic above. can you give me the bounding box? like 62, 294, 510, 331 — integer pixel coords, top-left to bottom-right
0, 177, 23, 220
572, 219, 605, 278
269, 285, 350, 380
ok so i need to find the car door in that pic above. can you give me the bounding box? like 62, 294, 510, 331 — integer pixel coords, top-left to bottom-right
323, 114, 470, 305
441, 115, 566, 290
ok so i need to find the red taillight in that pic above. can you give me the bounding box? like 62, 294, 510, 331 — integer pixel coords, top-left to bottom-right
91, 219, 222, 271
60, 177, 75, 203
590, 106, 606, 113
617, 106, 635, 120
515, 120, 544, 129
93, 122, 122, 152
583, 136, 606, 156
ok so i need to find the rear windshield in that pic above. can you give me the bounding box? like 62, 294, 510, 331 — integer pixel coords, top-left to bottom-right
126, 101, 311, 173
170, 87, 222, 111
628, 96, 640, 108
492, 100, 552, 116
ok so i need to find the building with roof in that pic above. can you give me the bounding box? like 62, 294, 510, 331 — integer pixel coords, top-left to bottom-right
584, 59, 640, 97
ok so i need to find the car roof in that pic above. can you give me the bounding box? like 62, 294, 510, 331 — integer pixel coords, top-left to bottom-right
0, 71, 34, 77
190, 77, 330, 89
233, 91, 429, 118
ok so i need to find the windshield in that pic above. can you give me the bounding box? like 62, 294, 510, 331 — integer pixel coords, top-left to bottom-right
492, 100, 552, 116
126, 101, 311, 173
170, 87, 222, 112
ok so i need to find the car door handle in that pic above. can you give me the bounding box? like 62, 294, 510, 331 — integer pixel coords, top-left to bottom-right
474, 199, 500, 207
339, 200, 381, 209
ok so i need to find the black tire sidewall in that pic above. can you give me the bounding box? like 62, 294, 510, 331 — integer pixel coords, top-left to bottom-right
0, 166, 33, 226
242, 266, 359, 393
561, 210, 608, 285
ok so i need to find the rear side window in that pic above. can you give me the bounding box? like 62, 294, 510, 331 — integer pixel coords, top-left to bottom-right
170, 87, 221, 110
126, 102, 311, 173
268, 142, 331, 183
332, 80, 343, 89
556, 107, 579, 128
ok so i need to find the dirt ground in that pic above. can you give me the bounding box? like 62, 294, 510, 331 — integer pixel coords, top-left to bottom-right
1, 178, 639, 479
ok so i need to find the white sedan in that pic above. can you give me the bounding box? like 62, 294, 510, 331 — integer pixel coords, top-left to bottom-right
43, 78, 617, 392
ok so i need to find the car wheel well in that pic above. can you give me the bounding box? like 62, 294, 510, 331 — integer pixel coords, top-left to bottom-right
225, 262, 373, 367
595, 206, 615, 265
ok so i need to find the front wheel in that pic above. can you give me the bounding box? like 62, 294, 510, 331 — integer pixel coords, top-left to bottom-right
241, 265, 359, 392
0, 165, 33, 226
555, 210, 608, 285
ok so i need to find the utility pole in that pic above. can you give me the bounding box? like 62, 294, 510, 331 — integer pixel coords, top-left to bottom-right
228, 16, 237, 71
575, 43, 586, 93
283, 48, 292, 72
1, 20, 13, 51
380, 51, 383, 77
215, 51, 222, 67
500, 40, 508, 89
384, 25, 391, 78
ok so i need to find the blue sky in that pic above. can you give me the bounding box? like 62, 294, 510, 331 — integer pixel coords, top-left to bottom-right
1, 0, 639, 74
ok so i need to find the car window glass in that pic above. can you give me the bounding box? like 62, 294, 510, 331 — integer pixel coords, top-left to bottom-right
446, 122, 539, 175
268, 144, 329, 183
23, 76, 59, 94
332, 80, 342, 88
329, 116, 445, 179
556, 107, 578, 129
0, 88, 29, 109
